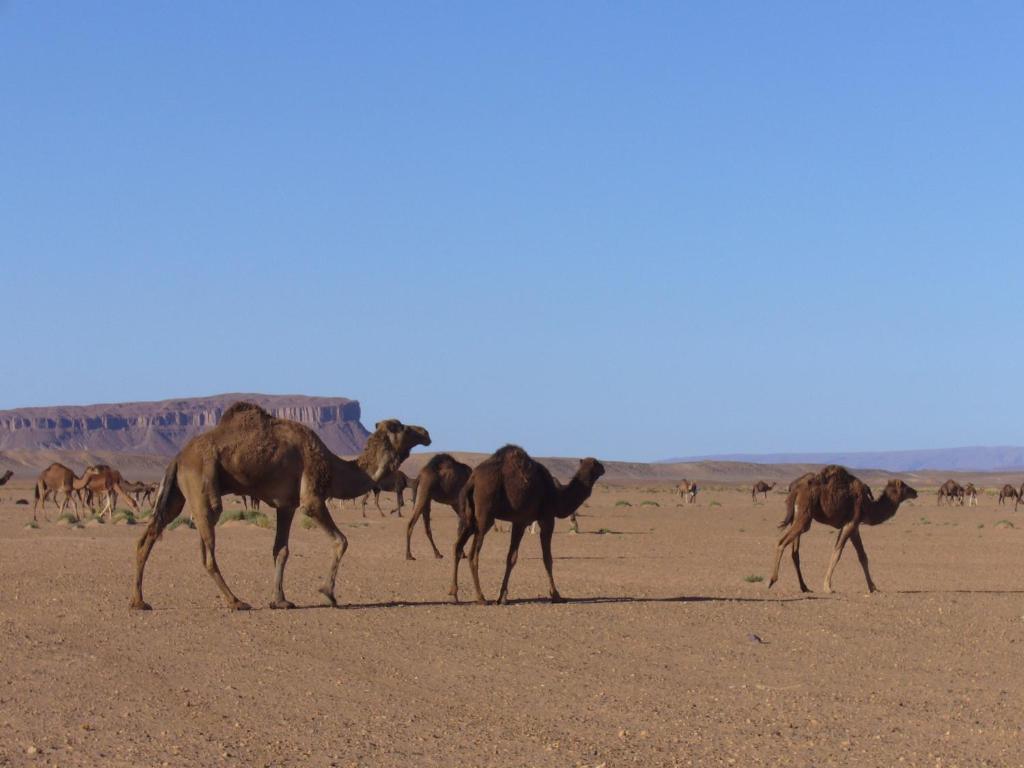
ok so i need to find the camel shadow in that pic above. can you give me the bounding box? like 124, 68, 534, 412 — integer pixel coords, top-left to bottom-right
890, 589, 1024, 596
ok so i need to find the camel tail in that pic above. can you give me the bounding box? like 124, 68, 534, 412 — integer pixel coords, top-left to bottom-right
778, 491, 797, 529
151, 460, 183, 530
34, 483, 40, 500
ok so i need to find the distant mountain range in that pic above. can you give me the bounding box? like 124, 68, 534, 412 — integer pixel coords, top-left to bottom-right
666, 447, 1024, 473
0, 393, 370, 457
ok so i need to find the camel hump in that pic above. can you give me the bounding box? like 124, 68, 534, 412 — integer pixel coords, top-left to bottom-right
425, 453, 457, 471
221, 401, 272, 422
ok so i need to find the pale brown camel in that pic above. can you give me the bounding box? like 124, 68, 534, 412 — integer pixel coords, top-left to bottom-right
998, 484, 1018, 505
964, 483, 979, 507
33, 463, 92, 521
131, 403, 431, 611
360, 470, 415, 518
677, 480, 698, 504
80, 465, 141, 520
449, 445, 604, 605
751, 480, 776, 502
405, 454, 472, 560
122, 480, 158, 508
769, 465, 918, 593
937, 479, 964, 506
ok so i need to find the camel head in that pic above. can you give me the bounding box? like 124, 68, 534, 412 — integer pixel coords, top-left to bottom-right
577, 457, 606, 487
882, 478, 918, 504
361, 419, 432, 482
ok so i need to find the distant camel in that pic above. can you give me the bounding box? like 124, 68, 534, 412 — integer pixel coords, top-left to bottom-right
998, 484, 1018, 505
131, 403, 430, 611
33, 463, 91, 521
769, 465, 918, 593
678, 480, 698, 504
241, 495, 261, 511
81, 466, 141, 520
122, 480, 157, 508
937, 479, 964, 506
361, 470, 416, 518
963, 483, 979, 507
0, 470, 12, 486
450, 445, 604, 605
405, 454, 472, 560
751, 481, 777, 502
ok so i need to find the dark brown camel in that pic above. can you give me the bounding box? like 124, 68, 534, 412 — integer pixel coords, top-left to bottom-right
0, 470, 12, 486
769, 465, 918, 594
678, 480, 698, 504
449, 445, 604, 605
937, 479, 964, 506
360, 470, 415, 518
998, 484, 1018, 505
964, 483, 979, 507
405, 453, 472, 560
131, 403, 431, 611
751, 481, 777, 502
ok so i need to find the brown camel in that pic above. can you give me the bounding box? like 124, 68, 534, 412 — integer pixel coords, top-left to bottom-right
241, 495, 262, 512
449, 445, 604, 605
964, 483, 979, 507
0, 470, 12, 486
751, 480, 776, 502
122, 480, 158, 508
80, 465, 141, 520
769, 465, 918, 594
360, 470, 415, 518
33, 463, 92, 521
131, 403, 430, 611
998, 484, 1018, 505
405, 454, 473, 560
937, 479, 964, 506
788, 472, 815, 492
677, 480, 698, 504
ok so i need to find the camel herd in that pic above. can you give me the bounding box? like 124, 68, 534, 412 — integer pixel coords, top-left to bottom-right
2, 402, 1020, 610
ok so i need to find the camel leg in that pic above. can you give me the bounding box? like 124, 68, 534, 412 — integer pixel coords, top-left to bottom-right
496, 522, 527, 605
849, 529, 877, 593
405, 495, 437, 560
130, 492, 187, 610
823, 522, 856, 594
791, 533, 811, 593
308, 500, 348, 607
422, 505, 444, 559
467, 518, 494, 604
374, 490, 385, 518
192, 498, 251, 611
33, 483, 46, 522
360, 493, 368, 518
270, 506, 297, 609
768, 523, 804, 589
538, 518, 563, 602
448, 518, 474, 602
113, 482, 140, 515
569, 512, 580, 534
392, 489, 403, 518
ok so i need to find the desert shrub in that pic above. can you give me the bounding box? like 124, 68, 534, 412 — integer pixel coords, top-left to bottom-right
995, 519, 1016, 529
614, 500, 632, 507
24, 520, 39, 529
301, 516, 317, 530
640, 500, 659, 507
709, 501, 722, 508
114, 509, 137, 525
168, 517, 195, 530
743, 575, 764, 583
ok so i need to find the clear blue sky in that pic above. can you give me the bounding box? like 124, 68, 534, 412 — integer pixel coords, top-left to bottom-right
3, 3, 1023, 461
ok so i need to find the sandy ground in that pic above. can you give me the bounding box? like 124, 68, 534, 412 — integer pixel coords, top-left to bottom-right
2, 479, 1024, 767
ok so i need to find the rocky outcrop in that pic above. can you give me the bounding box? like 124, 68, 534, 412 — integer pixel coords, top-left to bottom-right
0, 394, 371, 457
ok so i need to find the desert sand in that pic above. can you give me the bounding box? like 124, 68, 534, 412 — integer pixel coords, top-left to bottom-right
2, 476, 1024, 767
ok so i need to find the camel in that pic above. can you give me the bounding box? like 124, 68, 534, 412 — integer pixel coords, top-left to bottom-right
241, 495, 261, 511
360, 470, 416, 518
769, 465, 918, 593
405, 454, 472, 560
678, 480, 698, 504
33, 463, 92, 521
998, 484, 1018, 505
77, 465, 141, 520
751, 481, 777, 502
122, 480, 157, 508
937, 479, 964, 506
449, 445, 604, 605
0, 470, 12, 486
964, 483, 979, 507
788, 472, 815, 492
131, 402, 431, 611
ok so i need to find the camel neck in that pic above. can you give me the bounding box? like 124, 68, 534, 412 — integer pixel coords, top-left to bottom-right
866, 494, 899, 525
329, 453, 377, 499
556, 475, 593, 517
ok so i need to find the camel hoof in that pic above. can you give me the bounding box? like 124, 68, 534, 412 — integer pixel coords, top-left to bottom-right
475, 598, 491, 606
406, 554, 416, 561
550, 593, 564, 604
800, 586, 813, 593
269, 600, 296, 610
129, 599, 152, 611
318, 587, 338, 607
433, 552, 444, 559
497, 595, 509, 606
231, 601, 252, 611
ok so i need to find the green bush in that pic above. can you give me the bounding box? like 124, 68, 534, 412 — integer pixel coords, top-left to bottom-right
640, 501, 659, 507
168, 517, 195, 530
614, 500, 632, 507
743, 575, 764, 583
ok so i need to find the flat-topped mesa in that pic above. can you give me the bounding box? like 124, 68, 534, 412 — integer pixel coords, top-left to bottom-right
0, 393, 370, 456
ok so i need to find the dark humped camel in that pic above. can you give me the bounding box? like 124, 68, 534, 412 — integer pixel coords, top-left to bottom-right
769, 465, 918, 594
405, 453, 472, 560
751, 481, 776, 502
998, 484, 1018, 505
360, 470, 416, 518
964, 483, 979, 507
131, 403, 430, 611
937, 479, 964, 506
450, 446, 604, 605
